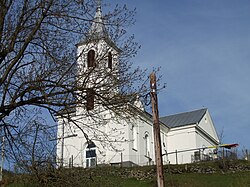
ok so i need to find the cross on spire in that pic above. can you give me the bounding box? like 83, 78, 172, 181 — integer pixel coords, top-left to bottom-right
95, 0, 102, 20
96, 0, 101, 8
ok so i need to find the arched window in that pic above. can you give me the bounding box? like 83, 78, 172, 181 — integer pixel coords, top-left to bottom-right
87, 50, 95, 67
132, 125, 137, 150
108, 52, 112, 69
85, 141, 96, 168
145, 133, 150, 157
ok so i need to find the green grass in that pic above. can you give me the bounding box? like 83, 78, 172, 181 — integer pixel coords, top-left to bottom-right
5, 172, 250, 187
122, 178, 153, 187
166, 172, 250, 187
4, 161, 250, 187
121, 172, 250, 187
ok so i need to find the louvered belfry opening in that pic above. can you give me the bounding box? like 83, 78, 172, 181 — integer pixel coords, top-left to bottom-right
86, 88, 95, 110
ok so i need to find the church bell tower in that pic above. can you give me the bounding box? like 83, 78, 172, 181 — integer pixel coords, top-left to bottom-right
76, 0, 121, 111
76, 0, 120, 76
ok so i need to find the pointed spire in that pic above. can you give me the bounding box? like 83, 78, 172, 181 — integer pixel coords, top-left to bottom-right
88, 0, 108, 39
77, 0, 120, 52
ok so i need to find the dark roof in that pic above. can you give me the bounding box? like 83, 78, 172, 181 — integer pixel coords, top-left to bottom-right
160, 108, 207, 128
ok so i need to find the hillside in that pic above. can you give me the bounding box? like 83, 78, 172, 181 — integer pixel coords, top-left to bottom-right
4, 160, 250, 187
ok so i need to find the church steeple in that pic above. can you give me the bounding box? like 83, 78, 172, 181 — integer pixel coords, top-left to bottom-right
77, 0, 120, 52
87, 0, 108, 40
76, 0, 121, 72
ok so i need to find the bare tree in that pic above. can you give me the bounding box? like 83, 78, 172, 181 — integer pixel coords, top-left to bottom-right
0, 0, 154, 173
5, 111, 56, 174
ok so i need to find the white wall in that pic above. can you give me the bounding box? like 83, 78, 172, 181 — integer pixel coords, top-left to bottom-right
57, 110, 220, 167
60, 110, 170, 167
198, 112, 219, 143
165, 112, 219, 164
129, 115, 155, 166
57, 108, 129, 167
167, 125, 196, 164
120, 115, 170, 166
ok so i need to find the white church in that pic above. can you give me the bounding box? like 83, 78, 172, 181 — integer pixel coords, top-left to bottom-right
56, 3, 219, 168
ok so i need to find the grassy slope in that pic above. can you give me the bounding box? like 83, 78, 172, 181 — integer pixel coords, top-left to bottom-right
5, 161, 250, 187
121, 172, 250, 187
6, 172, 250, 187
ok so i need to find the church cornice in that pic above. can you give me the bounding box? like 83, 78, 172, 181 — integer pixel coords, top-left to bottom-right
76, 36, 121, 53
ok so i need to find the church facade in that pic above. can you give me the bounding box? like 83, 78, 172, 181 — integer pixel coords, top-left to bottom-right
56, 4, 219, 168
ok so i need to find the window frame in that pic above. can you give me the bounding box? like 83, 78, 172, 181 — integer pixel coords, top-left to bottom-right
145, 132, 150, 157
132, 125, 138, 151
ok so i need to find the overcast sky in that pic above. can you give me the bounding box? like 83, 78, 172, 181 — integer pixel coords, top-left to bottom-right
107, 1, 250, 149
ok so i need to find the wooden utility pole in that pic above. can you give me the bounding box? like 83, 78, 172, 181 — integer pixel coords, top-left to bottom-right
150, 72, 165, 187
